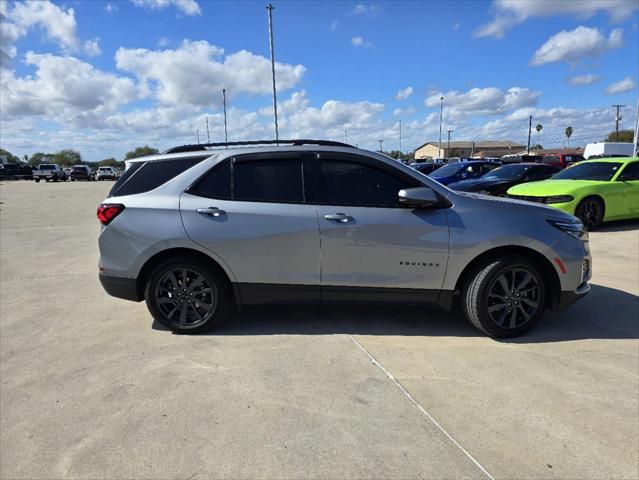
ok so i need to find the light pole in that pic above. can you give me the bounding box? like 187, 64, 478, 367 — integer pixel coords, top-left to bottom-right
344, 129, 348, 144
266, 4, 279, 142
399, 120, 402, 159
206, 116, 210, 143
446, 129, 454, 159
438, 96, 444, 158
378, 139, 384, 152
222, 88, 228, 145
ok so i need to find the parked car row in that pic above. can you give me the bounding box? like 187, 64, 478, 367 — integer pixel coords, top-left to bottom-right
418, 157, 639, 230
31, 164, 121, 182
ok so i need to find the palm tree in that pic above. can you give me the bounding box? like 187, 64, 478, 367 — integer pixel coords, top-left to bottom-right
565, 126, 573, 147
535, 124, 543, 144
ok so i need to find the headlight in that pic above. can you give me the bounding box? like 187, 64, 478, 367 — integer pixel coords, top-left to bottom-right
547, 219, 588, 241
544, 195, 574, 204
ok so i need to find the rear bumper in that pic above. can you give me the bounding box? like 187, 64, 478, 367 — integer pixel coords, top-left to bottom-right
99, 273, 142, 302
554, 282, 590, 311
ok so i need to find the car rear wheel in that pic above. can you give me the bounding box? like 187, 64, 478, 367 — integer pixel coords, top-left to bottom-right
34, 178, 40, 183
575, 196, 603, 231
145, 258, 230, 333
462, 255, 546, 338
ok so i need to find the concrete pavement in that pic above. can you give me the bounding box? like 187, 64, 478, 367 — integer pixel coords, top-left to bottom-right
1, 180, 637, 479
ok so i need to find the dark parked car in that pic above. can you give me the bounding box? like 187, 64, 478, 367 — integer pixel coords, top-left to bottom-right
429, 160, 500, 185
501, 154, 544, 164
70, 165, 95, 181
410, 162, 443, 175
0, 163, 33, 180
448, 163, 561, 196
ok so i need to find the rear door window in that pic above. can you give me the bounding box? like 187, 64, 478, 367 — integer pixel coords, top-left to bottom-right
110, 157, 205, 197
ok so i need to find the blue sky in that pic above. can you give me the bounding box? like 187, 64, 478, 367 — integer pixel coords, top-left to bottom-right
1, 0, 638, 160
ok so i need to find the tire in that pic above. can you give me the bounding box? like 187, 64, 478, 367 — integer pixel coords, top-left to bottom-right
462, 255, 546, 338
575, 196, 604, 231
34, 178, 40, 183
144, 258, 230, 333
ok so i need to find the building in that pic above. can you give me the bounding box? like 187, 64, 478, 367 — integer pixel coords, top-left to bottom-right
414, 141, 524, 160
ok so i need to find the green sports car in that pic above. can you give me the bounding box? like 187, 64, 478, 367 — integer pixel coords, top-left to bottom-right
507, 157, 639, 230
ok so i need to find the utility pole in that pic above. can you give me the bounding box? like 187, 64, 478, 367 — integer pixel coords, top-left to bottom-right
633, 100, 639, 157
205, 116, 210, 143
222, 88, 228, 145
196, 129, 200, 144
378, 139, 384, 152
613, 104, 625, 134
266, 4, 279, 142
447, 129, 454, 159
399, 120, 402, 158
344, 129, 347, 143
471, 141, 475, 158
438, 96, 444, 158
526, 115, 532, 154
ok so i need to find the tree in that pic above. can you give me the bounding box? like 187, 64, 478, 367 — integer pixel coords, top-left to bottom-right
530, 144, 543, 150
605, 129, 634, 143
97, 158, 124, 168
535, 123, 542, 143
0, 148, 19, 163
53, 149, 82, 166
125, 146, 158, 160
28, 152, 55, 166
565, 126, 573, 147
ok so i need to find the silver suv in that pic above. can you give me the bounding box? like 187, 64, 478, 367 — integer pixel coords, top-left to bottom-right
98, 140, 591, 338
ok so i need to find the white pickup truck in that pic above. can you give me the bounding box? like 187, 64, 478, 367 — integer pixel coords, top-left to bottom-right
33, 164, 67, 182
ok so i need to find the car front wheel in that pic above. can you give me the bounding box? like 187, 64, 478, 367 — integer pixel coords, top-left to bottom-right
462, 255, 546, 338
575, 196, 603, 231
145, 258, 230, 333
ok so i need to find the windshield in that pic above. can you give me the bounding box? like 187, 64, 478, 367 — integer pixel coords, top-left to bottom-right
40, 164, 56, 170
73, 166, 85, 171
430, 163, 465, 178
483, 164, 532, 180
552, 162, 622, 181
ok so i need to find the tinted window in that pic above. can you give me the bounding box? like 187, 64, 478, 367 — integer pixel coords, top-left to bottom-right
233, 159, 303, 203
110, 157, 204, 197
553, 162, 622, 181
188, 160, 231, 199
619, 162, 639, 181
318, 160, 414, 207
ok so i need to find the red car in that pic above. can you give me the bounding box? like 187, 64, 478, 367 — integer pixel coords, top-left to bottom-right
542, 154, 584, 169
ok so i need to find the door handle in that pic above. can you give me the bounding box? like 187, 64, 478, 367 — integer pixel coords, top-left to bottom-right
324, 213, 353, 223
196, 207, 226, 217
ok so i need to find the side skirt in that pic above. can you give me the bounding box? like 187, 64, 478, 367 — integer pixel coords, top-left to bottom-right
236, 283, 453, 309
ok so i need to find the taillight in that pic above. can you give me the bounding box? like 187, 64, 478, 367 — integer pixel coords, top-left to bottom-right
97, 203, 125, 225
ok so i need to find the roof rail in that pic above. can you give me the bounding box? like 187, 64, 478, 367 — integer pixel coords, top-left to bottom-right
163, 139, 355, 154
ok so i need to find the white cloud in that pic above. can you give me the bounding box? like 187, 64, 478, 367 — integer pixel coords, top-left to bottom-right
83, 38, 101, 56
115, 40, 305, 106
425, 86, 540, 118
476, 0, 638, 38
351, 4, 382, 16
393, 106, 415, 116
105, 3, 118, 13
605, 76, 636, 94
130, 0, 201, 15
453, 22, 460, 31
395, 86, 414, 101
157, 37, 171, 47
351, 36, 374, 48
567, 74, 602, 85
1, 0, 84, 67
330, 20, 338, 31
0, 52, 140, 123
530, 27, 623, 66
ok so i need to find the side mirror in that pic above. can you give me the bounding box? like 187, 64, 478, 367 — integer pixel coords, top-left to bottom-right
398, 187, 446, 208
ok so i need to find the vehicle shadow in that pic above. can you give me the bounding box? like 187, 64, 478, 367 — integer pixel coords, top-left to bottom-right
595, 219, 639, 233
152, 284, 638, 343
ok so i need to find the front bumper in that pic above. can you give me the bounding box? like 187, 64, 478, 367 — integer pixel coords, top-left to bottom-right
554, 282, 590, 310
99, 273, 142, 302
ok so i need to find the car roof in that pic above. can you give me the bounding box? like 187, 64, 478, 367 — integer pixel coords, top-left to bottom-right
582, 157, 638, 163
